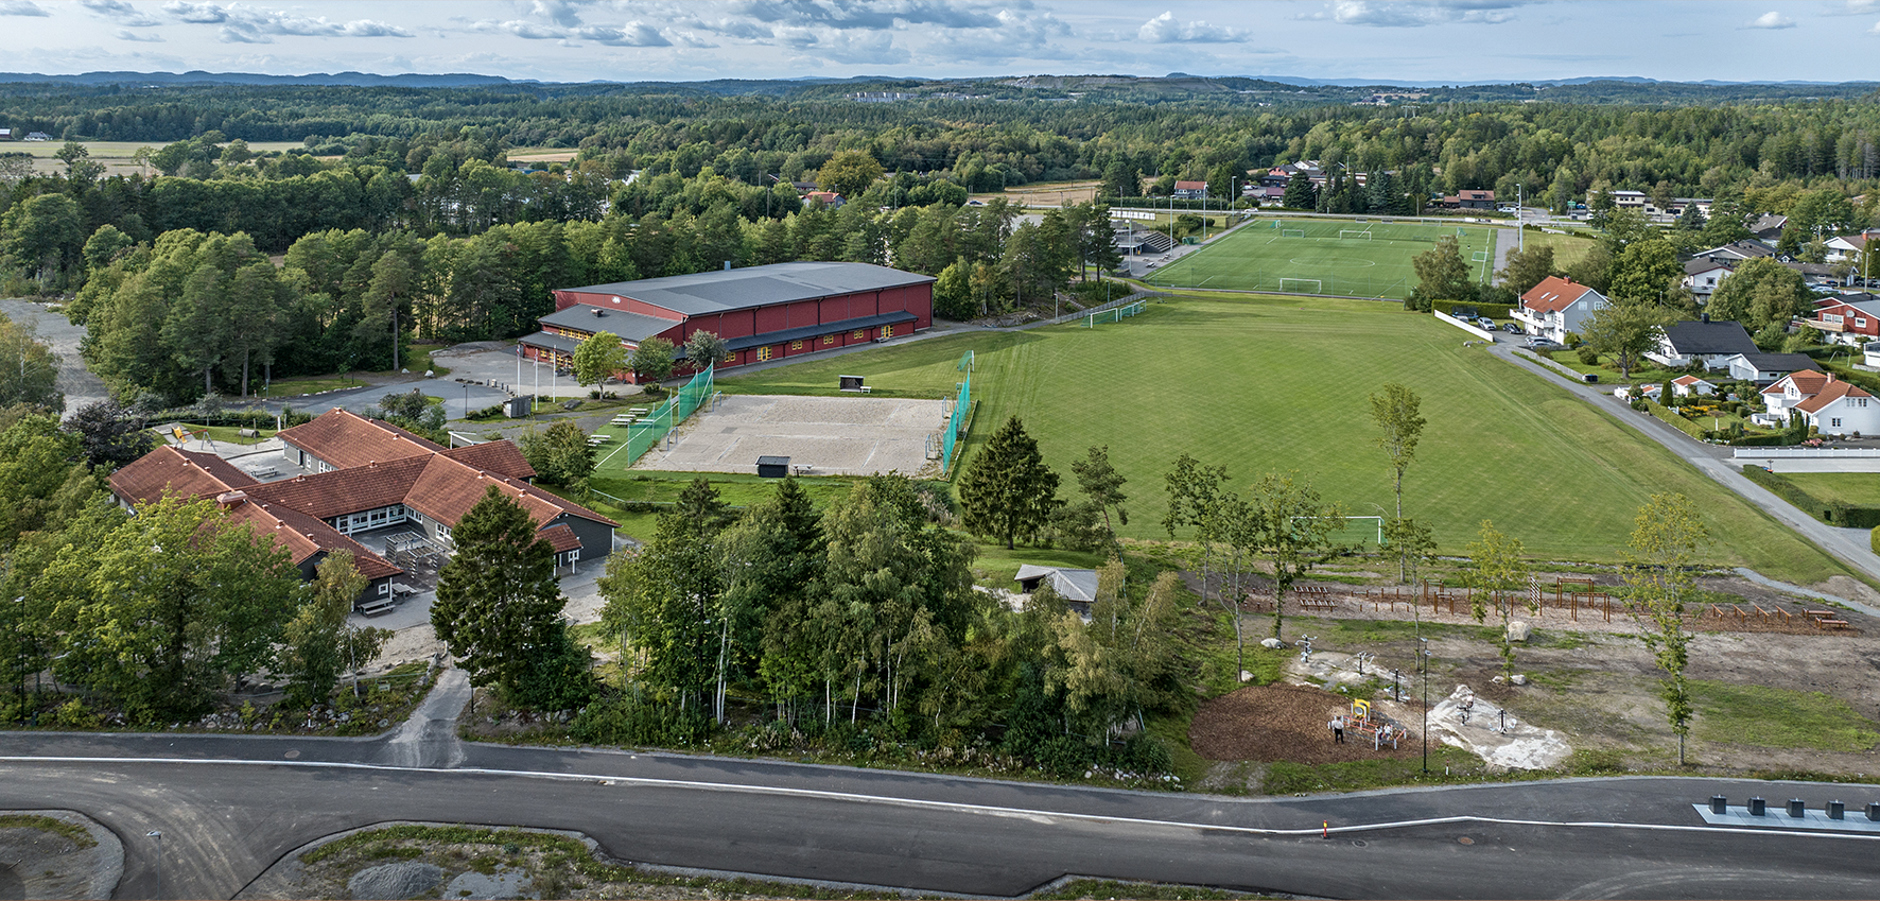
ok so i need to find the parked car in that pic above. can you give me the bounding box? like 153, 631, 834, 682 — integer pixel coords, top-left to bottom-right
1527, 337, 1563, 349
1503, 323, 1525, 334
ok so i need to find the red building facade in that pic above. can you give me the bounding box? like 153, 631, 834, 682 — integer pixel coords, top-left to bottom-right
521, 262, 935, 380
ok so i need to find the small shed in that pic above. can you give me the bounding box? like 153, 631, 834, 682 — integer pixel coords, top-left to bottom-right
1015, 564, 1101, 618
839, 375, 866, 392
505, 395, 534, 418
756, 455, 791, 478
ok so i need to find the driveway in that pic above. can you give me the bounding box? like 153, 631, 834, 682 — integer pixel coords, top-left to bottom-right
0, 299, 109, 416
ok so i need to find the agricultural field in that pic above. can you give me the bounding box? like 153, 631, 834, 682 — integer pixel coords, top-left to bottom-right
1145, 217, 1499, 299
715, 292, 1853, 583
7, 139, 305, 177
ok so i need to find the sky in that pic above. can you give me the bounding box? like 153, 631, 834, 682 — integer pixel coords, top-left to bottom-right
3, 0, 1880, 85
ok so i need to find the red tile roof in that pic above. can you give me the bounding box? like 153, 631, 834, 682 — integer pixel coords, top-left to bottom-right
218, 494, 399, 579
1521, 276, 1599, 314
1795, 378, 1872, 415
1764, 370, 1833, 396
540, 524, 581, 553
109, 445, 258, 505
248, 457, 430, 519
441, 441, 536, 480
277, 409, 445, 470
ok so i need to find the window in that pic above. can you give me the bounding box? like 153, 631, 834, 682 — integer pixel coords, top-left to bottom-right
853, 330, 867, 341
881, 324, 895, 339
757, 346, 774, 361
378, 582, 391, 597
790, 340, 803, 351
823, 335, 836, 345
1832, 418, 1843, 428
1858, 319, 1868, 329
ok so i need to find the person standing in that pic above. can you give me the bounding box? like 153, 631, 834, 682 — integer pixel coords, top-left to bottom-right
1330, 715, 1345, 744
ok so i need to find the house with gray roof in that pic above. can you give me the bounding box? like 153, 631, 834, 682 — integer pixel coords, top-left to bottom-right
1648, 318, 1760, 371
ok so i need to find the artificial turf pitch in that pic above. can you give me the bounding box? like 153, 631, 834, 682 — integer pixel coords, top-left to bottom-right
711, 293, 1854, 584
1146, 218, 1499, 299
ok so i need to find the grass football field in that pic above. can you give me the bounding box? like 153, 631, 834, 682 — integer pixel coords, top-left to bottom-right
714, 293, 1854, 583
1146, 218, 1499, 299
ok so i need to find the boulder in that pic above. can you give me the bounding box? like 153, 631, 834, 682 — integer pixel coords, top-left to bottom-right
347, 862, 444, 900
1260, 637, 1284, 649
1510, 674, 1528, 686
1506, 620, 1531, 642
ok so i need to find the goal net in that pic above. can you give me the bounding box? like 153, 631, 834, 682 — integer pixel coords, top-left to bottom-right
1086, 300, 1149, 328
1278, 278, 1322, 294
1338, 229, 1373, 240
1281, 228, 1307, 238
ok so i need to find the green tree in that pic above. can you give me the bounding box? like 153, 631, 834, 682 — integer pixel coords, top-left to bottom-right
1621, 493, 1707, 765
1496, 244, 1557, 297
1369, 383, 1425, 580
958, 416, 1061, 549
0, 315, 63, 413
1245, 471, 1344, 639
573, 331, 627, 390
281, 551, 390, 707
1067, 445, 1128, 550
629, 336, 676, 384
1282, 174, 1317, 210
1607, 238, 1684, 307
817, 150, 884, 201
1464, 520, 1531, 680
1706, 257, 1812, 331
1408, 235, 1475, 310
932, 259, 974, 320
1382, 517, 1437, 586
1, 194, 84, 284
714, 477, 823, 722
519, 420, 596, 489
432, 486, 591, 708
1581, 301, 1674, 380
682, 330, 729, 371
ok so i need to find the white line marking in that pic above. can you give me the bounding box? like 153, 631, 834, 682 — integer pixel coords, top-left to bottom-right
2, 757, 1877, 842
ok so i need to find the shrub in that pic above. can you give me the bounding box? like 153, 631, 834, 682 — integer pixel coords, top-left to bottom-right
51, 699, 100, 729
1872, 525, 1880, 556
1576, 345, 1600, 365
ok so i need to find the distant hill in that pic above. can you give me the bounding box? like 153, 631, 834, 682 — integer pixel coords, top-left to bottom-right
0, 71, 517, 87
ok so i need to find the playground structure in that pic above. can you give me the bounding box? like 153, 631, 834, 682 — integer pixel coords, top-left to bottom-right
1338, 698, 1404, 751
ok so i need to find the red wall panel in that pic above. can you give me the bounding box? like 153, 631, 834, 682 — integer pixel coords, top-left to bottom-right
754, 304, 788, 333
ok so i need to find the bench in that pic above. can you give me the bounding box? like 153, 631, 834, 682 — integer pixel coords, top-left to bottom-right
1805, 609, 1851, 630
356, 598, 396, 617
1295, 587, 1338, 612
390, 582, 419, 598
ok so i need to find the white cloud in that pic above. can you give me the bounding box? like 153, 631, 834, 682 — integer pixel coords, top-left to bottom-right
116, 28, 164, 42
1326, 1, 1526, 27
1748, 10, 1797, 28
1138, 11, 1251, 43
0, 1, 48, 17
1870, 18, 1880, 32
1824, 0, 1880, 14
162, 2, 413, 40
162, 1, 225, 23
474, 13, 671, 46
733, 0, 1004, 31
819, 29, 907, 64
83, 0, 159, 26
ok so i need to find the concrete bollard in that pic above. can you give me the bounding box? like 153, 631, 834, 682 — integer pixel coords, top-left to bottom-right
1828, 800, 1845, 820
1748, 797, 1766, 816
1710, 795, 1727, 814
1788, 799, 1806, 818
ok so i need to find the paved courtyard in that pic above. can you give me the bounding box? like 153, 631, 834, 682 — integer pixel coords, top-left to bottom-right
629, 394, 950, 478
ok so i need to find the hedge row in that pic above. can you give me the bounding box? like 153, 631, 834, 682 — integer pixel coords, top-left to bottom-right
1647, 401, 1708, 440
1741, 465, 1880, 528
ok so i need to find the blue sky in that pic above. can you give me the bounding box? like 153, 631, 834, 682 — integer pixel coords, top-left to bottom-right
3, 1, 1879, 84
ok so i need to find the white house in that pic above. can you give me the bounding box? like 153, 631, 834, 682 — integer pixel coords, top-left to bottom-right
1647, 319, 1759, 371
1694, 241, 1775, 263
1670, 375, 1716, 397
1682, 259, 1732, 301
1825, 232, 1872, 264
1514, 276, 1609, 343
1760, 370, 1880, 436
1723, 352, 1821, 384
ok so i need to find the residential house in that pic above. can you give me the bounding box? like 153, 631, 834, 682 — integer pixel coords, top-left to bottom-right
1824, 232, 1873, 264
1801, 293, 1880, 346
1610, 190, 1711, 219
0, 127, 11, 141
1694, 241, 1775, 263
1172, 180, 1209, 199
1760, 371, 1880, 436
1722, 352, 1821, 384
1441, 189, 1495, 210
1750, 214, 1788, 243
22, 132, 50, 142
1682, 258, 1733, 301
803, 191, 845, 208
1670, 375, 1716, 397
1648, 318, 1759, 371
1014, 564, 1100, 619
1514, 276, 1610, 343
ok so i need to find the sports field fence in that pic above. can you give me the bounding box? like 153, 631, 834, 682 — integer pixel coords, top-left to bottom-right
941, 359, 973, 470
595, 364, 716, 470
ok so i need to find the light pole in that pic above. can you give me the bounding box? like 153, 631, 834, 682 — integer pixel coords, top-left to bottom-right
147, 830, 163, 898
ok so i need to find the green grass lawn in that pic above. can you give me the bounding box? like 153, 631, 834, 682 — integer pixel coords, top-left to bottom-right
1691, 680, 1880, 751
1145, 218, 1498, 299
1776, 473, 1880, 507
716, 293, 1854, 581
1517, 230, 1597, 270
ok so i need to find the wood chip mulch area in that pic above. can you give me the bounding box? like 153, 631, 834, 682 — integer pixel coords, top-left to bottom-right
1189, 684, 1419, 764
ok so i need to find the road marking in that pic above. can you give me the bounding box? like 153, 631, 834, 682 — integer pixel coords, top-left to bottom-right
4, 756, 1879, 843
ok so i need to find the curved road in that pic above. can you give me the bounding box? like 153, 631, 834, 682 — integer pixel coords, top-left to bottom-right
6, 671, 1879, 900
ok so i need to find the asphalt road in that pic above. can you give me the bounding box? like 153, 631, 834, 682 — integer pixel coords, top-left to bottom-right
6, 683, 1880, 901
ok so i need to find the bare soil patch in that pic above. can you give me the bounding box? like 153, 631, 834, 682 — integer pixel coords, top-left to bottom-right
1190, 684, 1418, 764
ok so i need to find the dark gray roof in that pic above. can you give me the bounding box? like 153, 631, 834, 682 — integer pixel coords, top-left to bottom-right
557, 262, 935, 317
1685, 258, 1732, 275
725, 311, 916, 351
1696, 241, 1774, 261
1732, 352, 1821, 374
538, 305, 677, 343
1661, 320, 1759, 356
517, 331, 581, 353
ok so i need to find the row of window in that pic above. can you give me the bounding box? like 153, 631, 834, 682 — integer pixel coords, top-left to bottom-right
753, 326, 896, 362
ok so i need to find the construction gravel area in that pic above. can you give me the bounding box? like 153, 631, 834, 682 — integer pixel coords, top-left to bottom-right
630, 394, 949, 478
1190, 684, 1419, 764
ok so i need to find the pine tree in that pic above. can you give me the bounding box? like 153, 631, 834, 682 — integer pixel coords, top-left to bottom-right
432, 486, 591, 707
958, 416, 1060, 549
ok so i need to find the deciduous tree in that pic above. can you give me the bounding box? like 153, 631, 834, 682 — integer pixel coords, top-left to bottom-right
1246, 471, 1344, 639
1581, 301, 1674, 380
629, 336, 675, 384
519, 420, 595, 488
573, 331, 627, 390
1622, 493, 1707, 765
1465, 520, 1531, 680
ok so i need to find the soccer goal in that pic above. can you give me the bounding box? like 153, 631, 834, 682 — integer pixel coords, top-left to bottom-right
1339, 229, 1373, 240
1087, 300, 1148, 328
1278, 277, 1322, 294
1281, 228, 1307, 238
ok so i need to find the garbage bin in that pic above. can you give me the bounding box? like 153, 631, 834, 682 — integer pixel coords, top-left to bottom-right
1748, 797, 1766, 816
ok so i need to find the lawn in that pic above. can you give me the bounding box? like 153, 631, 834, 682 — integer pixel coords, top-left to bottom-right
1776, 473, 1880, 507
1516, 230, 1598, 270
1145, 218, 1498, 299
1691, 680, 1880, 751
716, 293, 1854, 581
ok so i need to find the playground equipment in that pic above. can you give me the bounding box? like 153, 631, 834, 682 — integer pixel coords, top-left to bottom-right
1342, 698, 1402, 750
1295, 635, 1316, 665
